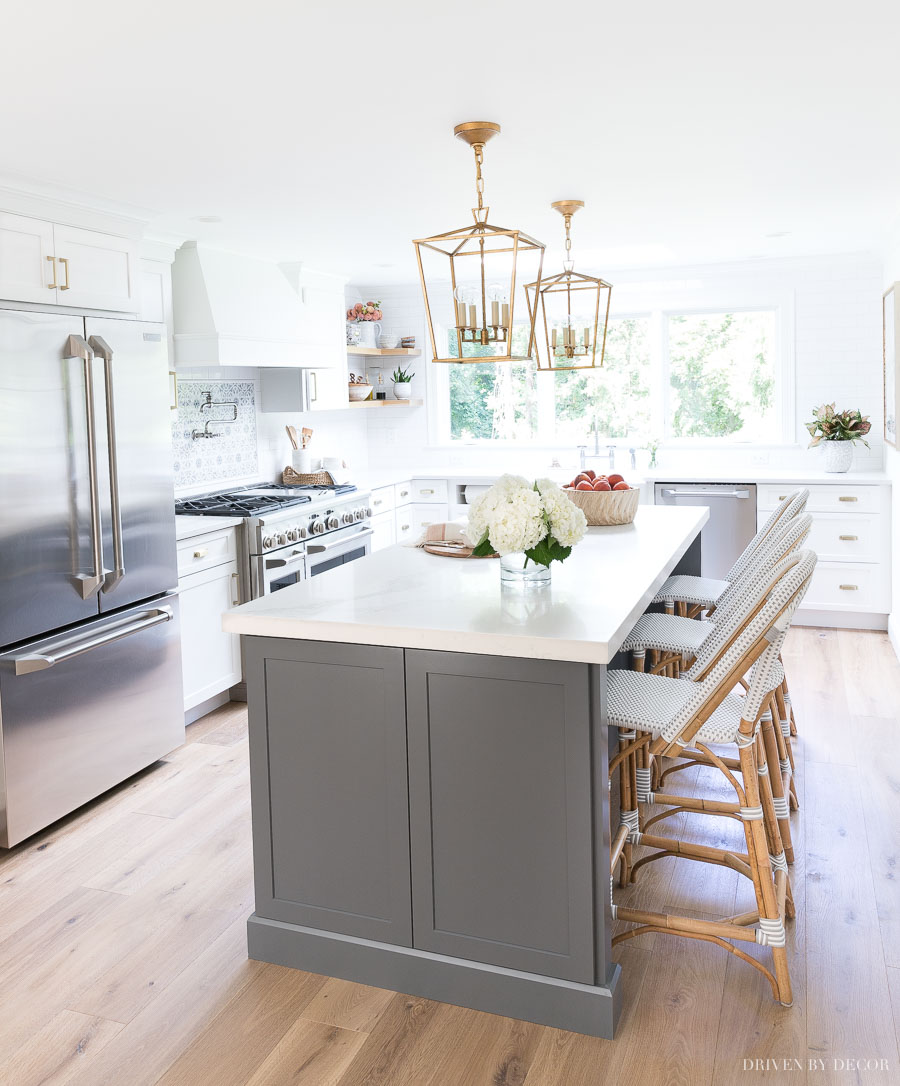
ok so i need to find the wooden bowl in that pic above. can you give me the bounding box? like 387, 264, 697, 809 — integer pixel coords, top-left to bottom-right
348, 383, 373, 402
565, 485, 640, 526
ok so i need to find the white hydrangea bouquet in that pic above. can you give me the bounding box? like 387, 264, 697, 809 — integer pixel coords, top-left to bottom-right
464, 475, 588, 574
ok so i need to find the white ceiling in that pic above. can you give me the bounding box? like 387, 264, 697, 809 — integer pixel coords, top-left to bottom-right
3, 0, 900, 282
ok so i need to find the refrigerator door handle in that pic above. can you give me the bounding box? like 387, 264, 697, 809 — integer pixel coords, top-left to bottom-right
65, 334, 108, 599
89, 335, 125, 593
11, 607, 174, 675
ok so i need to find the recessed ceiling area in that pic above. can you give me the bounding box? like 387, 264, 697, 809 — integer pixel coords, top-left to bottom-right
2, 0, 899, 281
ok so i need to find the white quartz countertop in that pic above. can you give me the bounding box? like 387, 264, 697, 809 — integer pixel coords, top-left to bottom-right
175, 515, 243, 541
223, 506, 708, 665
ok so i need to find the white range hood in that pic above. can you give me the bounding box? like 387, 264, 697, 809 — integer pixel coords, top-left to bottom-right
172, 241, 318, 367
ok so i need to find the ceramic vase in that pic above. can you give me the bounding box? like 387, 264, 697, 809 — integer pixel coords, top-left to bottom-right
823, 441, 853, 473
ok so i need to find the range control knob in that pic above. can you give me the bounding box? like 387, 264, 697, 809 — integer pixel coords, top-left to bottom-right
311, 520, 325, 535
353, 508, 363, 521
286, 528, 299, 542
275, 532, 287, 546
342, 512, 354, 525
262, 535, 274, 549
298, 525, 308, 539
326, 515, 339, 530
365, 506, 373, 518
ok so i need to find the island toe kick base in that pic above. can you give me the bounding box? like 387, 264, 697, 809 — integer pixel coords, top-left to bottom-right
247, 916, 622, 1038
244, 638, 624, 1038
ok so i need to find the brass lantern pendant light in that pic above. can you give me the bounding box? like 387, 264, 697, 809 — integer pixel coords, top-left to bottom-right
526, 200, 612, 371
413, 122, 545, 364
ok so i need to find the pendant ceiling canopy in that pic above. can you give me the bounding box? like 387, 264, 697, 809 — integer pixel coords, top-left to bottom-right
413, 122, 545, 365
525, 201, 612, 372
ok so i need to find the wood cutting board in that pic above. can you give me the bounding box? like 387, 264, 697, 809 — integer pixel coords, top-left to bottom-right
423, 543, 498, 559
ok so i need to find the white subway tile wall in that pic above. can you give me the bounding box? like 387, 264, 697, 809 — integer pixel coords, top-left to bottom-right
354, 253, 887, 475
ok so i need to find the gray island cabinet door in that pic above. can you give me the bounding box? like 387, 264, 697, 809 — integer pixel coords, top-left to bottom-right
246, 638, 411, 946
405, 650, 595, 983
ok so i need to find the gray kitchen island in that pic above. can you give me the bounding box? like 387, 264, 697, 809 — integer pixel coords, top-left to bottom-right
223, 505, 708, 1039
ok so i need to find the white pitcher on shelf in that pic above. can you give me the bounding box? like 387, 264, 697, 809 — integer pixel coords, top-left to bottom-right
355, 320, 382, 349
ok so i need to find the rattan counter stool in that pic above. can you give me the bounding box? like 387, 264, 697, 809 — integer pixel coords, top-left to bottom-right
612, 512, 811, 858
652, 488, 809, 620
607, 550, 816, 1006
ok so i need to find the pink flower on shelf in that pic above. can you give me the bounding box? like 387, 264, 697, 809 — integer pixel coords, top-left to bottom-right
374, 310, 383, 319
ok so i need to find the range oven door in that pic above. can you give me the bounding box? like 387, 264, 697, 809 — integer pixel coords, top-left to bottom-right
306, 524, 374, 578
252, 545, 307, 597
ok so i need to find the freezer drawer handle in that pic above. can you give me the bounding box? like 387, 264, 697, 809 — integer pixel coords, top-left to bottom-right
89, 336, 126, 593
660, 489, 751, 499
11, 608, 174, 675
66, 335, 109, 599
839, 535, 858, 542
306, 528, 374, 553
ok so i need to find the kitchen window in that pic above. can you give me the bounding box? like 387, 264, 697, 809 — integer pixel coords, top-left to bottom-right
434, 305, 786, 445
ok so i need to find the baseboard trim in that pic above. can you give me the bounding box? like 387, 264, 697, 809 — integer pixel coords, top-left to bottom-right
794, 609, 888, 631
247, 913, 622, 1039
184, 690, 232, 725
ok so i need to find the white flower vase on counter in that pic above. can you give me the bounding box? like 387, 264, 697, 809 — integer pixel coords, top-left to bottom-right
823, 440, 853, 473
464, 475, 588, 592
393, 381, 412, 400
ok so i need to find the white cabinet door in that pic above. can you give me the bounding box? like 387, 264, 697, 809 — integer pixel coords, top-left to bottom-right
300, 285, 346, 369
52, 225, 140, 313
0, 212, 56, 303
178, 557, 243, 712
408, 503, 450, 532
395, 509, 416, 544
371, 511, 396, 552
306, 367, 349, 411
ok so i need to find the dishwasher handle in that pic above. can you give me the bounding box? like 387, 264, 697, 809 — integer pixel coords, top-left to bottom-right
660, 488, 751, 499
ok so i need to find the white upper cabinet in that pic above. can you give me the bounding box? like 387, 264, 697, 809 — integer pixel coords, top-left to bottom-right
52, 225, 140, 313
0, 213, 56, 303
0, 212, 140, 313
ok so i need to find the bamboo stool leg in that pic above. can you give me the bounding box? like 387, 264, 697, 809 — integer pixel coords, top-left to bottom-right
780, 664, 798, 736
737, 737, 793, 1006
772, 683, 799, 810
760, 700, 795, 865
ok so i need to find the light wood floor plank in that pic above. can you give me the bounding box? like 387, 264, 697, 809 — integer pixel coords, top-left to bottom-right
0, 1008, 123, 1086
245, 1019, 373, 1086
300, 977, 397, 1034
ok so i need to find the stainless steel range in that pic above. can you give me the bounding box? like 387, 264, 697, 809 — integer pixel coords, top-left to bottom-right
176, 482, 373, 599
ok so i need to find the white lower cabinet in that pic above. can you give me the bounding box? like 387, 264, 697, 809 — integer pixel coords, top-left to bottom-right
408, 502, 450, 532
371, 510, 396, 552
178, 534, 242, 712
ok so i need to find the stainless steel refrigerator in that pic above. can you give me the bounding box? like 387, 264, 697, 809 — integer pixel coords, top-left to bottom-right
0, 309, 184, 848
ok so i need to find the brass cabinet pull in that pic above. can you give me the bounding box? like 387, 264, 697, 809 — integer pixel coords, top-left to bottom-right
231, 571, 240, 605
59, 256, 70, 290
400, 490, 409, 497
373, 499, 383, 506
839, 584, 858, 591
46, 254, 58, 289
420, 488, 435, 495
400, 524, 410, 531
838, 495, 857, 502
778, 494, 787, 500
839, 534, 858, 541
193, 547, 208, 559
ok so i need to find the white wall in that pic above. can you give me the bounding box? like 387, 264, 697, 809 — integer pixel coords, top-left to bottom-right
353, 252, 886, 477
882, 226, 900, 650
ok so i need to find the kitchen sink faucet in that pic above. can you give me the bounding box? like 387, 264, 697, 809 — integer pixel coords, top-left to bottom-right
578, 443, 617, 473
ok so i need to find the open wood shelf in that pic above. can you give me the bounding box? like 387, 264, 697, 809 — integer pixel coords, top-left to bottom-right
346, 398, 424, 409
346, 346, 420, 357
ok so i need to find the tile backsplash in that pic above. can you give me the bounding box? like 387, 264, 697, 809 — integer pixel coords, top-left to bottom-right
172, 379, 258, 489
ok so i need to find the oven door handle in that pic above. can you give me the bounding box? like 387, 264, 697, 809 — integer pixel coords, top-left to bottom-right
307, 528, 374, 554
264, 549, 307, 569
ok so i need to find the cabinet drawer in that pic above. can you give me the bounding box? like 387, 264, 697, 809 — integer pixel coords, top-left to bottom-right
408, 503, 450, 532
802, 562, 885, 613
758, 483, 882, 514
176, 527, 237, 576
370, 485, 396, 516
805, 513, 883, 563
410, 479, 449, 504
395, 511, 416, 543
394, 480, 413, 506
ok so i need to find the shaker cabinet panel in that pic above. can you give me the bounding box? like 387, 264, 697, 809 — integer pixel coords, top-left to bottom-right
0, 212, 56, 303
247, 639, 412, 946
405, 650, 596, 983
178, 556, 242, 711
51, 225, 140, 313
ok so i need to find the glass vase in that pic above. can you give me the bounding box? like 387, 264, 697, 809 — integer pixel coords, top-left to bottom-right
499, 553, 551, 589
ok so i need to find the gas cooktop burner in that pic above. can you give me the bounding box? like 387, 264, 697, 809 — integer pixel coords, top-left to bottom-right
174, 481, 358, 518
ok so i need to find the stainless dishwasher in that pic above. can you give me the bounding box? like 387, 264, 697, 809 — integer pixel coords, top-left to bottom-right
654, 482, 757, 579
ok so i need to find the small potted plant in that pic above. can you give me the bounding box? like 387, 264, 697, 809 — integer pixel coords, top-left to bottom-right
806, 403, 871, 473
464, 475, 587, 588
391, 364, 415, 400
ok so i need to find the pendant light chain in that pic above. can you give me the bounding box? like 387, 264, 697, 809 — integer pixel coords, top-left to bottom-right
473, 144, 486, 218
564, 214, 574, 273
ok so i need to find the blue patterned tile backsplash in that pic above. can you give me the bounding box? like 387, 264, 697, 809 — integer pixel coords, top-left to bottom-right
172, 379, 258, 489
